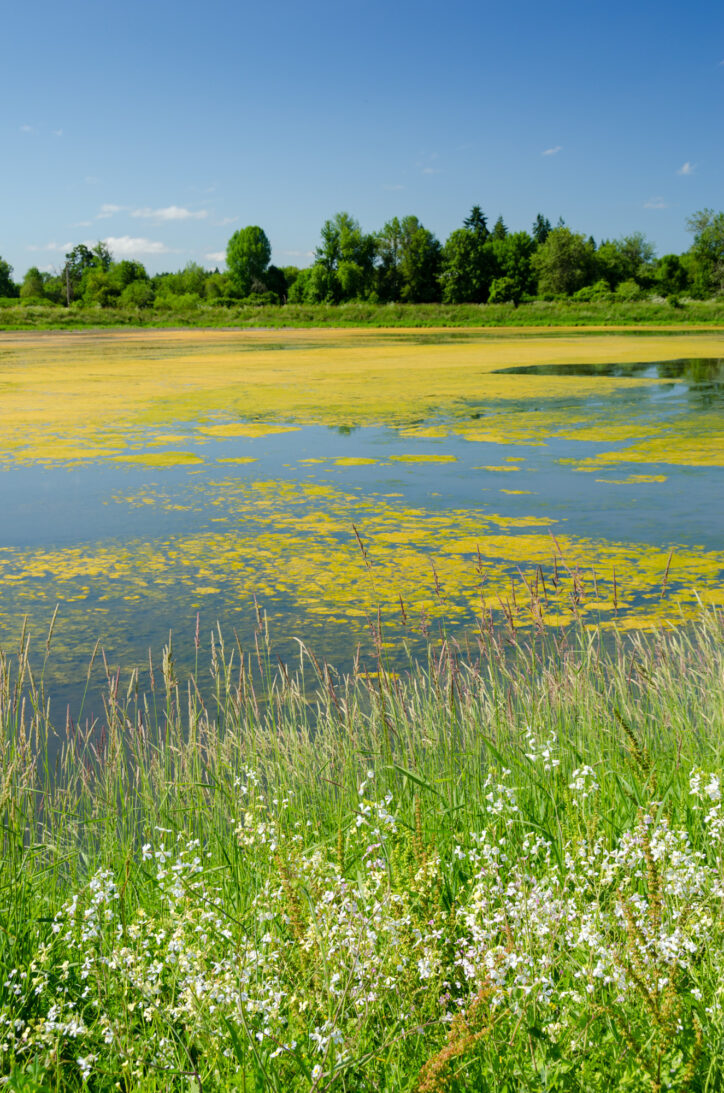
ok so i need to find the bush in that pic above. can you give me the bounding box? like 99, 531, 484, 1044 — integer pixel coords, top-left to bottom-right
615, 279, 645, 302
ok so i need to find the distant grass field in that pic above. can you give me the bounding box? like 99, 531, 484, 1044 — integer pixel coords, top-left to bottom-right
1, 611, 724, 1090
2, 297, 724, 330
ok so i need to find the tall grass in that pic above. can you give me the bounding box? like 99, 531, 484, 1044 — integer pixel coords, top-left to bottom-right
1, 610, 724, 1090
2, 297, 724, 330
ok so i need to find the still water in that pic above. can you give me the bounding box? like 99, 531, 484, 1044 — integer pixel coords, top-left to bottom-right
0, 332, 722, 715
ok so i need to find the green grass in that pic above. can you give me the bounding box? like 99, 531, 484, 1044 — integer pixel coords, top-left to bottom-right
2, 611, 724, 1090
2, 297, 724, 330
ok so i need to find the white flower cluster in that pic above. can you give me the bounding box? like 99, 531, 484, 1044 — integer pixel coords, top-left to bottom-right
1, 766, 722, 1087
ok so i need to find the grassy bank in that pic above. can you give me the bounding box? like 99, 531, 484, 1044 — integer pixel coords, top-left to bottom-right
2, 613, 724, 1090
3, 297, 724, 330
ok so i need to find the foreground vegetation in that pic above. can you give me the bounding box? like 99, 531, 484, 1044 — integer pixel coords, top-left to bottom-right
2, 609, 724, 1090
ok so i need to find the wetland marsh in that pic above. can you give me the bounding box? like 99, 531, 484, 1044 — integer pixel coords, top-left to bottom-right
0, 327, 722, 708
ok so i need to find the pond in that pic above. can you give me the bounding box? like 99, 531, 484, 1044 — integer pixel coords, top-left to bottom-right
0, 329, 722, 714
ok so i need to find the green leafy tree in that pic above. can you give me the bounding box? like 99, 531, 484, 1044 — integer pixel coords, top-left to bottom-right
312, 212, 376, 301
226, 226, 272, 297
263, 265, 288, 302
119, 280, 154, 308
398, 217, 441, 302
376, 216, 441, 302
686, 209, 724, 295
0, 257, 17, 296
488, 276, 518, 304
596, 233, 656, 289
20, 266, 45, 300
375, 217, 405, 300
491, 231, 536, 302
531, 226, 596, 296
92, 241, 113, 271
440, 217, 496, 304
655, 254, 689, 296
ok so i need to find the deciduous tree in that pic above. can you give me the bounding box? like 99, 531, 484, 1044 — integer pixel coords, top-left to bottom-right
226, 226, 272, 297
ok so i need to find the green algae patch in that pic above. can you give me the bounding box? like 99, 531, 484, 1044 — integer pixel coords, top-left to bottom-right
478, 465, 521, 472
389, 454, 457, 464
113, 451, 204, 468
216, 456, 258, 464
334, 457, 379, 466
200, 423, 300, 439
596, 474, 668, 485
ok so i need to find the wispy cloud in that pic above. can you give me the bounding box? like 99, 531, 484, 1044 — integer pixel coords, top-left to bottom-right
215, 216, 238, 226
542, 145, 562, 156
281, 249, 314, 259
27, 241, 72, 253
52, 128, 63, 137
72, 220, 93, 228
677, 161, 695, 175
644, 197, 669, 209
383, 184, 405, 191
19, 124, 34, 133
421, 167, 440, 175
97, 204, 123, 219
104, 236, 173, 256
84, 176, 100, 185
205, 252, 226, 263
132, 205, 208, 221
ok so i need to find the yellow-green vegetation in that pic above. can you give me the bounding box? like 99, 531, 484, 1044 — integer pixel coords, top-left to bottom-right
2, 611, 724, 1091
0, 328, 721, 659
0, 328, 722, 465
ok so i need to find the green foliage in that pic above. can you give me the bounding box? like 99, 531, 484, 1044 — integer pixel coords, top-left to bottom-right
532, 213, 552, 245
226, 226, 272, 297
377, 215, 442, 303
488, 276, 518, 304
0, 258, 18, 297
0, 258, 17, 297
312, 212, 376, 301
687, 208, 724, 295
656, 254, 689, 296
532, 226, 596, 296
119, 280, 154, 308
19, 267, 45, 300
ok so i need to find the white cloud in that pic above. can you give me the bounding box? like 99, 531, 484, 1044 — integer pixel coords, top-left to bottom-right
643, 197, 669, 209
53, 128, 63, 137
677, 161, 695, 175
27, 241, 72, 252
421, 167, 440, 175
19, 124, 33, 133
98, 204, 123, 219
542, 145, 562, 156
104, 236, 172, 256
205, 252, 226, 263
281, 249, 314, 259
215, 216, 238, 226
132, 205, 208, 221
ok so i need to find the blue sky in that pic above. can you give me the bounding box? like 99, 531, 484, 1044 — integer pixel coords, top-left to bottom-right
3, 0, 723, 278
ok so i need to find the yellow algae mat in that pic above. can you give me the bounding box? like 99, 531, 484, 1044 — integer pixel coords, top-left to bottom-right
0, 326, 721, 464
0, 327, 722, 666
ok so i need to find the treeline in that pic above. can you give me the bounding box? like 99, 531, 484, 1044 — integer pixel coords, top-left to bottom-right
2, 206, 724, 312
